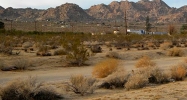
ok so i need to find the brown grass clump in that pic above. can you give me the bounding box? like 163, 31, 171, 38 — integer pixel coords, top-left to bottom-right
69, 74, 96, 96
125, 71, 148, 90
160, 41, 172, 50
92, 59, 119, 78
170, 64, 187, 81
135, 56, 156, 68
167, 47, 184, 57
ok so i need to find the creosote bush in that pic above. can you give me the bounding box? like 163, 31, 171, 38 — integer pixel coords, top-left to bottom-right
167, 47, 184, 57
63, 38, 90, 66
170, 64, 187, 81
92, 59, 119, 78
135, 56, 156, 68
68, 74, 96, 96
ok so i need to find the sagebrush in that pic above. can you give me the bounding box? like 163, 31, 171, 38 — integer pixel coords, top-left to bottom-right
0, 77, 62, 100
68, 74, 96, 96
125, 71, 148, 90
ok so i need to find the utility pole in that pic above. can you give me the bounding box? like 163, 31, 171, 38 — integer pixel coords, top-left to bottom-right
124, 0, 128, 35
34, 20, 37, 32
10, 20, 13, 31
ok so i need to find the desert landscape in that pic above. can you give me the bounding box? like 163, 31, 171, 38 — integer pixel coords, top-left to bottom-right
0, 31, 187, 100
0, 0, 187, 100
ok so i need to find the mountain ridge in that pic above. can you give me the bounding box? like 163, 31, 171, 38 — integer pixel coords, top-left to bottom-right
0, 0, 186, 23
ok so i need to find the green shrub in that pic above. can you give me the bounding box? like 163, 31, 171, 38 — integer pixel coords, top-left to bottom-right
63, 38, 90, 66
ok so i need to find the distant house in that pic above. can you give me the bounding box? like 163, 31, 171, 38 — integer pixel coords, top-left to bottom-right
152, 32, 168, 35
127, 29, 145, 34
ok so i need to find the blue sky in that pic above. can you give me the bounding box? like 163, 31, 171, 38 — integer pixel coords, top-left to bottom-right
0, 0, 186, 9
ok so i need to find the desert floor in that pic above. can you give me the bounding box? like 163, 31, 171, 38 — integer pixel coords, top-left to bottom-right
0, 46, 187, 100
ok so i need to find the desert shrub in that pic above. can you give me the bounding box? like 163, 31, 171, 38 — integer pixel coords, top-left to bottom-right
53, 49, 67, 56
0, 60, 5, 70
101, 68, 128, 89
91, 45, 102, 53
125, 71, 148, 90
135, 56, 156, 68
167, 47, 184, 57
22, 41, 33, 49
63, 38, 90, 66
148, 67, 170, 84
160, 41, 172, 50
13, 58, 31, 70
37, 45, 51, 56
92, 59, 119, 78
0, 21, 4, 29
106, 51, 120, 59
180, 24, 187, 34
30, 87, 62, 100
0, 43, 14, 55
0, 77, 36, 100
68, 75, 96, 96
170, 64, 187, 81
0, 77, 63, 100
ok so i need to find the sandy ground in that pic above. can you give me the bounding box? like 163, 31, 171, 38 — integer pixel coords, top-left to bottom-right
0, 46, 187, 99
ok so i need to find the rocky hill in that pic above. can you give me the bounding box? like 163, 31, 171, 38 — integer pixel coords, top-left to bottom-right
0, 3, 93, 22
86, 0, 187, 23
0, 0, 186, 23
